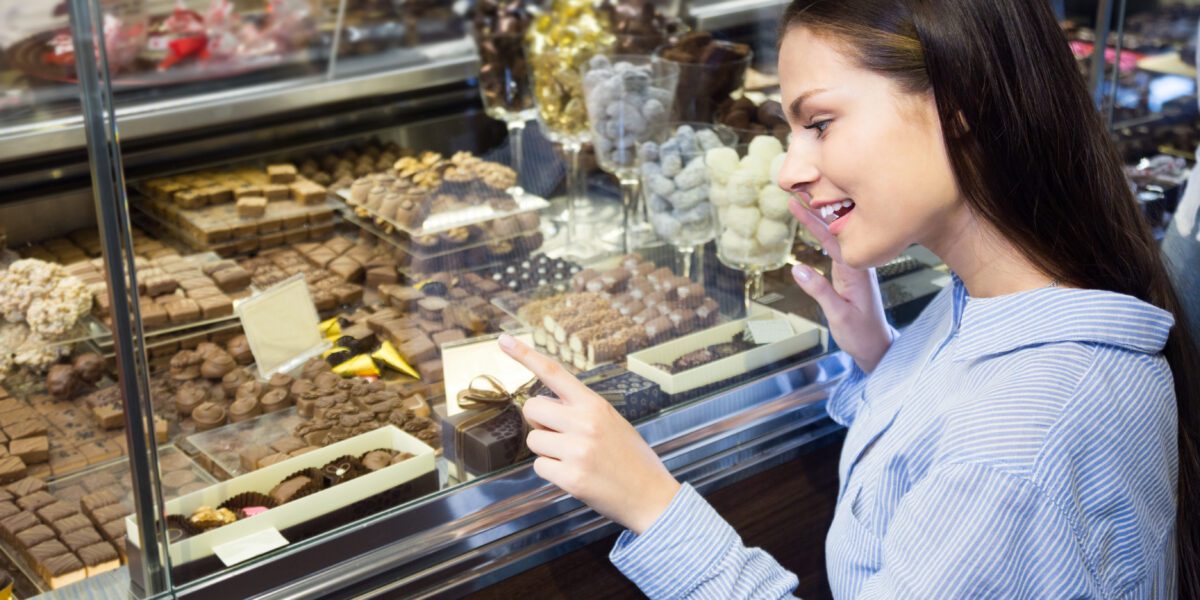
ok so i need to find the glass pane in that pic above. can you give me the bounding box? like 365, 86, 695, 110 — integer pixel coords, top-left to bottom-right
0, 1, 163, 595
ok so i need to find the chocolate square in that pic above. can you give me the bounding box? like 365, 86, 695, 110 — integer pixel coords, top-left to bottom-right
16, 490, 55, 512
16, 524, 55, 549
164, 299, 201, 324
0, 510, 38, 541
6, 476, 47, 497
90, 503, 130, 525
100, 519, 125, 542
62, 526, 102, 552
50, 514, 93, 537
78, 541, 120, 576
211, 266, 251, 292
196, 295, 234, 319
36, 501, 78, 523
0, 501, 18, 521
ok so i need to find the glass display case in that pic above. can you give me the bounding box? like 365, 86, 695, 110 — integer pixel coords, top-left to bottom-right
0, 1, 1139, 597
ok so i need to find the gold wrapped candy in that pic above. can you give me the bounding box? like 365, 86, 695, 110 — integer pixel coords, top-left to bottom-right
188, 506, 237, 530
372, 340, 420, 379
526, 0, 615, 139
320, 317, 342, 340
331, 354, 381, 378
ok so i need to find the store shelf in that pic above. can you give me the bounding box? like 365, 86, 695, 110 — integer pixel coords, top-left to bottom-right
0, 37, 479, 163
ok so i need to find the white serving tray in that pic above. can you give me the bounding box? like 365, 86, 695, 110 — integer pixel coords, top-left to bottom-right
627, 306, 825, 395
127, 425, 435, 566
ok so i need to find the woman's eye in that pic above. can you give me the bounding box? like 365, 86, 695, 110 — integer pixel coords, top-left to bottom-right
803, 119, 831, 137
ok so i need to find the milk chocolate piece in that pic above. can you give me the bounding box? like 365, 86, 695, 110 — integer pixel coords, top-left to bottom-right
10, 437, 48, 464
236, 196, 268, 218
0, 501, 16, 521
258, 453, 290, 468
264, 184, 290, 200
36, 501, 78, 523
211, 266, 251, 292
197, 295, 234, 319
37, 545, 86, 589
93, 405, 124, 430
227, 335, 254, 364
644, 316, 674, 342
240, 446, 272, 471
50, 514, 93, 537
139, 301, 168, 328
261, 389, 291, 413
268, 164, 297, 183
417, 296, 448, 320
388, 286, 425, 310
228, 397, 261, 422
78, 541, 120, 576
271, 436, 306, 454
62, 526, 103, 552
90, 503, 129, 525
72, 353, 106, 384
46, 364, 79, 399
416, 359, 443, 383
191, 402, 227, 431
6, 476, 46, 497
6, 419, 48, 442
327, 257, 364, 282
269, 475, 312, 504
80, 489, 120, 514
16, 524, 55, 549
1, 510, 38, 541
100, 519, 125, 543
399, 336, 437, 364
164, 299, 201, 324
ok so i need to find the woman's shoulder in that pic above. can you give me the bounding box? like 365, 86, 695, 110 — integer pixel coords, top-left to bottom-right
933, 339, 1175, 480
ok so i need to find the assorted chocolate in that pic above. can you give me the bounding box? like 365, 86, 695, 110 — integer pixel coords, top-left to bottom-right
479, 255, 583, 293
472, 0, 533, 116
516, 255, 721, 369
75, 252, 250, 330
237, 240, 372, 312
715, 98, 790, 143
171, 447, 421, 540
138, 164, 335, 256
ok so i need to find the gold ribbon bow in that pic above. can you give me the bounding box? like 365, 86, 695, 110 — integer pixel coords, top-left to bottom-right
452, 375, 541, 478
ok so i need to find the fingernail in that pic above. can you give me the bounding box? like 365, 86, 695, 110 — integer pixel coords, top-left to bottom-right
793, 264, 812, 282
498, 334, 517, 350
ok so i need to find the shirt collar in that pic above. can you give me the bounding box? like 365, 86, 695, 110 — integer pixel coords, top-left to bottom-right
948, 273, 1175, 362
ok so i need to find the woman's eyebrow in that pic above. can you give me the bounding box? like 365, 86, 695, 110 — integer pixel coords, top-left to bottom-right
788, 88, 829, 121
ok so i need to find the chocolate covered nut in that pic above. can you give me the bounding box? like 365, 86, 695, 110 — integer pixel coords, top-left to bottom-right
72, 353, 106, 383
200, 353, 237, 379
46, 365, 78, 400
228, 397, 261, 423
260, 389, 291, 413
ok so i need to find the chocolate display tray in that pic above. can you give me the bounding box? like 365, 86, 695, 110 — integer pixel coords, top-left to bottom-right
345, 208, 544, 278
627, 305, 825, 395
133, 201, 335, 258
126, 426, 436, 568
182, 408, 307, 480
334, 188, 548, 237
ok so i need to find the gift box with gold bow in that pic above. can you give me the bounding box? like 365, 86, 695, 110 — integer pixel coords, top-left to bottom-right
441, 375, 538, 477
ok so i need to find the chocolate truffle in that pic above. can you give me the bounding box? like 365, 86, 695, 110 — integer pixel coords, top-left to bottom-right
260, 389, 291, 413
169, 351, 203, 381
361, 450, 393, 471
72, 353, 106, 384
46, 365, 78, 400
228, 397, 261, 422
191, 402, 227, 431
227, 335, 254, 365
200, 353, 237, 379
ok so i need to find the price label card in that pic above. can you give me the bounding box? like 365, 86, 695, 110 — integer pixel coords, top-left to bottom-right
747, 319, 796, 345
213, 528, 289, 567
236, 275, 329, 379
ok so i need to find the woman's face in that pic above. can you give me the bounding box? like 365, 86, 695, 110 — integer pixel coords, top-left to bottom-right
777, 27, 963, 269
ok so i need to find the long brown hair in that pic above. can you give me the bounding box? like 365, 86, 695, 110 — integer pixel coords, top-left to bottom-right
782, 0, 1199, 593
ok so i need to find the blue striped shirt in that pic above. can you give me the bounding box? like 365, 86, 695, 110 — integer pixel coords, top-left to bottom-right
610, 274, 1179, 598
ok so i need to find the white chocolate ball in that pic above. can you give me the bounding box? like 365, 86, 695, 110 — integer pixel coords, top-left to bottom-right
755, 218, 792, 247
705, 147, 739, 183
725, 205, 761, 237
760, 186, 792, 220
748, 135, 785, 161
769, 154, 787, 187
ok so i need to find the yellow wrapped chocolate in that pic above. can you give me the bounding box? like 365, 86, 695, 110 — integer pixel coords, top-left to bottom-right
372, 340, 420, 379
332, 353, 381, 378
319, 317, 342, 340
526, 0, 615, 140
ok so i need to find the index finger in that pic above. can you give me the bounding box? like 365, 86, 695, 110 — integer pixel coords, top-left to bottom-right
498, 334, 594, 405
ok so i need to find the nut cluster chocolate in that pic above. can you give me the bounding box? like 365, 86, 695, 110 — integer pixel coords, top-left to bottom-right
291, 139, 410, 190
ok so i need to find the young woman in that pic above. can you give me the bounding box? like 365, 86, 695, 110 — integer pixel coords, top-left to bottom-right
497, 0, 1200, 597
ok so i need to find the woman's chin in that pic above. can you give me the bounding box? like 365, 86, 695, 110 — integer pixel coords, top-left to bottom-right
840, 241, 905, 271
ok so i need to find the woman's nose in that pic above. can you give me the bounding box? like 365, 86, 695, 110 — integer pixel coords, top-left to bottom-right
776, 144, 819, 197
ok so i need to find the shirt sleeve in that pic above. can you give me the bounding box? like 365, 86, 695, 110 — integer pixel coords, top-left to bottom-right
609, 484, 800, 600
827, 326, 898, 427
852, 462, 1102, 599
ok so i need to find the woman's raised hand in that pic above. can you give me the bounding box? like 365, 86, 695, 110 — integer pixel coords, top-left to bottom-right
499, 334, 681, 535
789, 198, 892, 373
